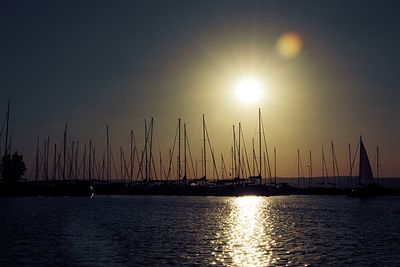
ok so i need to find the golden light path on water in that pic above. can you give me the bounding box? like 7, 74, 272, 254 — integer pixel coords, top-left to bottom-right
211, 196, 277, 266
229, 196, 273, 266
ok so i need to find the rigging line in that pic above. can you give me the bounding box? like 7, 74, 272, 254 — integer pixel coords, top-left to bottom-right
68, 142, 74, 180
0, 113, 6, 138
186, 134, 196, 179
77, 145, 85, 179
100, 152, 106, 181
204, 121, 219, 179
159, 150, 167, 179
94, 149, 100, 181
136, 120, 151, 180
150, 152, 158, 180
55, 145, 63, 180
221, 153, 227, 178
37, 140, 49, 180
131, 132, 141, 181
149, 118, 154, 180
167, 122, 179, 180
260, 115, 272, 178
348, 140, 360, 182
109, 146, 119, 180
121, 148, 130, 180
240, 154, 247, 178
239, 125, 252, 177
153, 124, 164, 179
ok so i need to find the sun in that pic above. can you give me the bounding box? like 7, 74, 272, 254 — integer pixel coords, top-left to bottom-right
235, 79, 263, 104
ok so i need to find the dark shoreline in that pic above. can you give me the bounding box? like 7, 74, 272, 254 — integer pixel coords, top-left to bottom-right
1, 180, 400, 197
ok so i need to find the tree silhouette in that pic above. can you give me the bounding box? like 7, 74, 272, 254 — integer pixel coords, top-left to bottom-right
1, 152, 26, 183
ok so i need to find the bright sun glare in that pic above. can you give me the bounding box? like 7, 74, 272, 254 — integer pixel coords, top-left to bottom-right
235, 79, 263, 104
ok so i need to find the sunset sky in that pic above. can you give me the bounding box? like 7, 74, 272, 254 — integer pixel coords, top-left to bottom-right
1, 0, 399, 178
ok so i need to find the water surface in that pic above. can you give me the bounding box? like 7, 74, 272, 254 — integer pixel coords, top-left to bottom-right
1, 195, 399, 266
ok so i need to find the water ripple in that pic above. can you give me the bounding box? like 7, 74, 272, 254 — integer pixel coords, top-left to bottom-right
1, 195, 400, 266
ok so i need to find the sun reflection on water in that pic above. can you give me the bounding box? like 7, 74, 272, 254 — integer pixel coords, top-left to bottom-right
230, 196, 272, 266
211, 196, 275, 266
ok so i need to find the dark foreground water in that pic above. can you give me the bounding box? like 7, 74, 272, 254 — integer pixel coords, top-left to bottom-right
1, 195, 400, 266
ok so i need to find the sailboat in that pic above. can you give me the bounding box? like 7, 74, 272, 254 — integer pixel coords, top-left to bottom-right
349, 136, 384, 196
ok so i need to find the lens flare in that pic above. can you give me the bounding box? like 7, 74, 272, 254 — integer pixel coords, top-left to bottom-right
276, 32, 303, 58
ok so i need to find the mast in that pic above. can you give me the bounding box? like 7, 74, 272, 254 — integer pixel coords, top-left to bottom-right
169, 148, 172, 181
130, 130, 133, 181
258, 108, 262, 177
149, 118, 154, 180
92, 147, 96, 180
233, 125, 237, 178
358, 136, 361, 185
75, 141, 79, 180
202, 114, 206, 179
82, 143, 86, 180
376, 146, 380, 179
159, 150, 162, 180
252, 138, 255, 176
4, 101, 10, 156
231, 146, 234, 179
297, 149, 300, 188
220, 153, 225, 178
331, 141, 340, 188
348, 143, 352, 178
70, 141, 74, 180
184, 123, 187, 179
106, 125, 110, 182
178, 118, 181, 180
144, 119, 148, 180
120, 147, 123, 181
46, 137, 50, 180
321, 146, 325, 186
274, 147, 277, 185
260, 111, 272, 178
309, 150, 312, 189
63, 124, 67, 181
35, 136, 39, 181
203, 116, 219, 180
52, 143, 57, 180
238, 123, 241, 179
263, 151, 267, 182
89, 140, 92, 181
331, 141, 335, 184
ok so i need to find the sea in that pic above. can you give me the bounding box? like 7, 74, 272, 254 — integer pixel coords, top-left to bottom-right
1, 195, 400, 266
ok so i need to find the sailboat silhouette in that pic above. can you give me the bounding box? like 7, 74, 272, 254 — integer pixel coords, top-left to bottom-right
350, 136, 383, 196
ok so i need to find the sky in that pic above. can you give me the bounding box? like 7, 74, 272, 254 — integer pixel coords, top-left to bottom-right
1, 0, 399, 178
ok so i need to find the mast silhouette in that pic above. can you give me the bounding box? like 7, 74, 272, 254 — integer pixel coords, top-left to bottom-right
45, 137, 49, 180
258, 108, 262, 178
106, 125, 110, 182
3, 101, 10, 156
376, 146, 380, 180
274, 147, 277, 186
63, 124, 67, 181
149, 118, 154, 180
233, 125, 236, 178
178, 118, 181, 180
297, 149, 300, 188
184, 123, 187, 180
202, 114, 206, 179
130, 130, 133, 181
238, 123, 241, 179
309, 150, 312, 189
